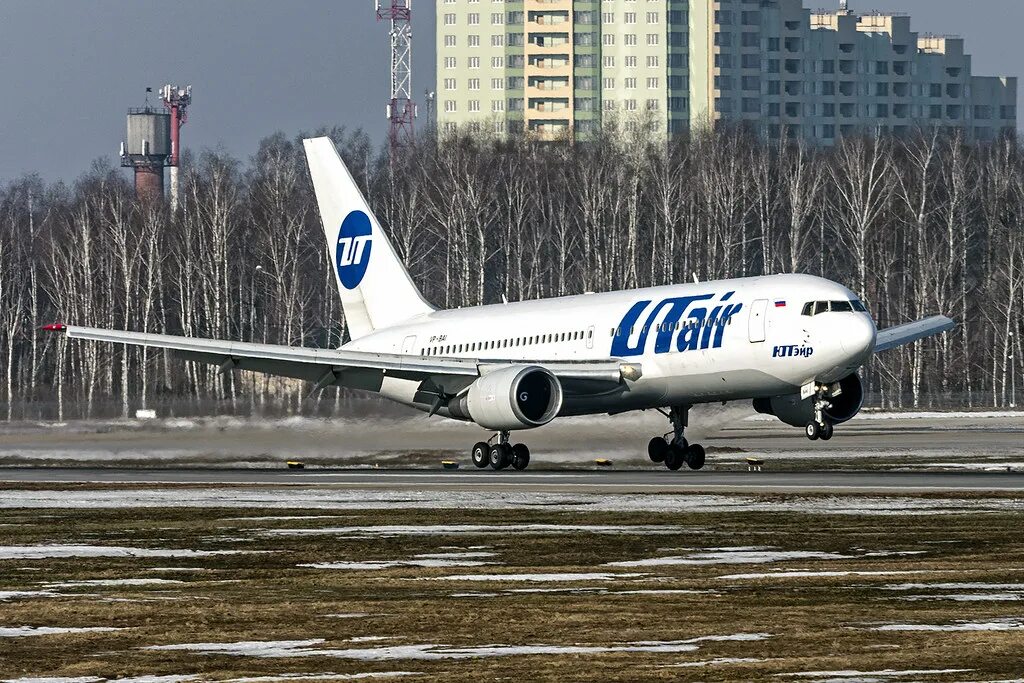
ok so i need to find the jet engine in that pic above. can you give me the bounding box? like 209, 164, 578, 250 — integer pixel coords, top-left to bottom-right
753, 373, 864, 427
448, 365, 563, 431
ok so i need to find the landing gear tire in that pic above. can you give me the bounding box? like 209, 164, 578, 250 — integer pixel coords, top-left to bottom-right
648, 437, 669, 463
819, 422, 834, 441
685, 444, 706, 471
664, 444, 686, 471
805, 421, 821, 441
511, 443, 531, 471
489, 443, 511, 470
471, 442, 490, 469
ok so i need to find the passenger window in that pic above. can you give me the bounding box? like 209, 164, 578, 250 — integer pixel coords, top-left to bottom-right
814, 301, 829, 315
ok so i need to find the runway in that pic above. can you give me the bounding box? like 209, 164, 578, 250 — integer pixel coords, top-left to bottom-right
4, 467, 1024, 492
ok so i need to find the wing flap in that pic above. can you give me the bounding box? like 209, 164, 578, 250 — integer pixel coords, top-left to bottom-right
874, 315, 955, 353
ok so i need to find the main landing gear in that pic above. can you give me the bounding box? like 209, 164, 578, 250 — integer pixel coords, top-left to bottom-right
471, 431, 531, 471
647, 405, 706, 471
804, 387, 835, 441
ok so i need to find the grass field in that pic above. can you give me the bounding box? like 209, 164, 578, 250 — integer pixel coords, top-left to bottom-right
2, 485, 1024, 682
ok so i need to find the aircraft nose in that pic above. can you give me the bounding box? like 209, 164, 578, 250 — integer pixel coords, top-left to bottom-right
840, 314, 877, 359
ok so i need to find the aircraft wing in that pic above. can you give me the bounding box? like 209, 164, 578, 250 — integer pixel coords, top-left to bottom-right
874, 315, 955, 353
48, 325, 634, 397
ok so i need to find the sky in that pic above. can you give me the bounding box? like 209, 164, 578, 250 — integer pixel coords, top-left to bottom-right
0, 0, 1020, 183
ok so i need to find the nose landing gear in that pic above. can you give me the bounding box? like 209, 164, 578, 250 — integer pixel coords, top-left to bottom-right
471, 432, 531, 471
805, 387, 835, 441
648, 406, 706, 471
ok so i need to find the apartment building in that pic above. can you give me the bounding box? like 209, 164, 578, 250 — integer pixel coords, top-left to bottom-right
436, 0, 1017, 143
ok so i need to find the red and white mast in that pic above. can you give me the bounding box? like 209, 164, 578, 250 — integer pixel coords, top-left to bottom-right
376, 0, 416, 155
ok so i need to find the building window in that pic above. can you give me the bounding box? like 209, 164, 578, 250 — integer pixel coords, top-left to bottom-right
646, 33, 660, 46
625, 77, 637, 89
468, 100, 480, 113
625, 56, 637, 68
468, 78, 480, 91
624, 99, 637, 111
468, 57, 480, 69
647, 77, 659, 89
444, 13, 456, 26
443, 78, 456, 91
491, 12, 504, 25
646, 55, 659, 68
491, 56, 504, 68
624, 34, 637, 46
603, 55, 615, 68
467, 13, 479, 25
491, 34, 504, 47
444, 57, 457, 69
602, 12, 614, 24
444, 100, 456, 113
624, 12, 636, 24
444, 35, 456, 48
602, 34, 615, 46
603, 77, 615, 90
492, 100, 505, 112
468, 35, 480, 47
646, 99, 659, 111
491, 78, 504, 90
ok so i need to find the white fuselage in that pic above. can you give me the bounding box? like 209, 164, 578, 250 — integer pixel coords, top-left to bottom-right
343, 273, 877, 417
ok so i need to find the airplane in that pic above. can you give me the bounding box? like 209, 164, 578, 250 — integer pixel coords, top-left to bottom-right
44, 137, 954, 472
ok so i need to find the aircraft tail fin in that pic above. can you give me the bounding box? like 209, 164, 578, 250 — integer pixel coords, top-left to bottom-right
303, 137, 434, 341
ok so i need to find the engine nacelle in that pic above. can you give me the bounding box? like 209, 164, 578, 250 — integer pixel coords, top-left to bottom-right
448, 365, 563, 431
753, 373, 864, 428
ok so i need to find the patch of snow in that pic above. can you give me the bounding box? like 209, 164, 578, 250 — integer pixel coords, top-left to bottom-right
145, 633, 769, 660
426, 572, 647, 582
412, 552, 496, 560
220, 673, 423, 682
46, 578, 185, 589
0, 626, 123, 637
871, 619, 1024, 632
608, 548, 853, 567
882, 583, 1024, 591
265, 524, 688, 538
0, 544, 250, 560
779, 669, 972, 679
323, 613, 369, 619
0, 590, 59, 600
300, 558, 493, 570
664, 657, 765, 668
898, 593, 1023, 602
1, 678, 103, 683
109, 677, 199, 683
718, 570, 925, 580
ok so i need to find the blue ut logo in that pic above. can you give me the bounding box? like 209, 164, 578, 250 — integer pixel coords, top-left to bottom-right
611, 291, 743, 357
336, 210, 373, 289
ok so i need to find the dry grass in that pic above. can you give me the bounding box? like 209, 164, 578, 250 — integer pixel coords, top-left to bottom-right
1, 489, 1024, 681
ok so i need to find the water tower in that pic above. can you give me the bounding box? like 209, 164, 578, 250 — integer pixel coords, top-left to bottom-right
120, 94, 171, 201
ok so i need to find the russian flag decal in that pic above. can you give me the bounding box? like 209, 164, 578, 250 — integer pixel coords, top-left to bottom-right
774, 300, 786, 307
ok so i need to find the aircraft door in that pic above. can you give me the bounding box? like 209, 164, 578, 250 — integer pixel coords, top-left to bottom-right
586, 326, 594, 350
748, 299, 768, 343
401, 335, 417, 354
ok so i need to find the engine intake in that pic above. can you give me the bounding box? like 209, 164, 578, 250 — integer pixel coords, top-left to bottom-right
753, 373, 864, 428
448, 365, 563, 431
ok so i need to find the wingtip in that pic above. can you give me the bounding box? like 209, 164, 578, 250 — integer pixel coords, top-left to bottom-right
40, 323, 67, 333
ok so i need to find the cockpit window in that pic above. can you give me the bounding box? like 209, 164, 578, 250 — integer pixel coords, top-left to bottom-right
802, 299, 868, 316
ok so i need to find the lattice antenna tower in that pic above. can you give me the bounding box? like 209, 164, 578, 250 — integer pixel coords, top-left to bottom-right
376, 0, 417, 154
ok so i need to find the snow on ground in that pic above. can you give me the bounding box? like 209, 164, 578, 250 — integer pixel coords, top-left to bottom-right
606, 547, 854, 567
663, 657, 766, 668
4, 488, 1022, 516
779, 669, 973, 679
717, 570, 927, 580
897, 593, 1024, 602
883, 583, 1024, 591
45, 579, 185, 589
145, 633, 769, 660
424, 572, 647, 582
0, 545, 254, 560
263, 523, 692, 538
0, 590, 59, 600
300, 558, 494, 570
870, 618, 1024, 632
220, 674, 421, 682
0, 626, 123, 637
1, 678, 104, 683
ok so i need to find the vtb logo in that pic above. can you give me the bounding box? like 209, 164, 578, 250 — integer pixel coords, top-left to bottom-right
336, 210, 373, 289
611, 291, 743, 358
